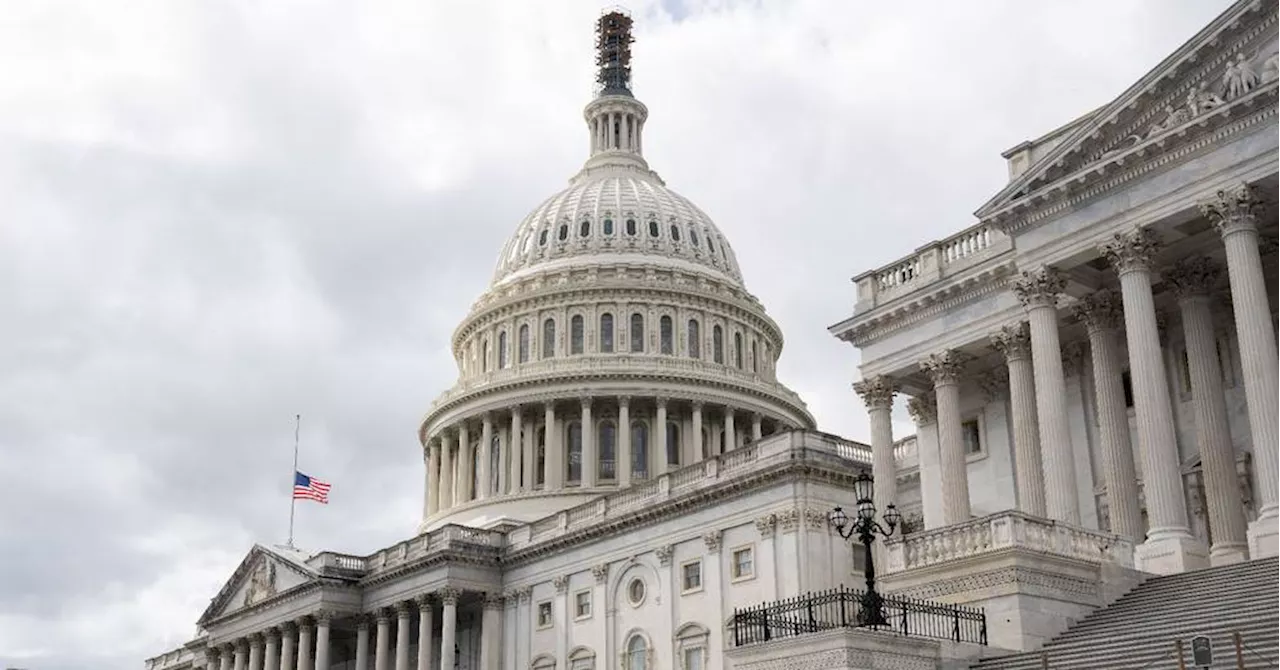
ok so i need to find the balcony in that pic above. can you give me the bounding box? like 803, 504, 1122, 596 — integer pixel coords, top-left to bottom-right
850, 221, 1012, 314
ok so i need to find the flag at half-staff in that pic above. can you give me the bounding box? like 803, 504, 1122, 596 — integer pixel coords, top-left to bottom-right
293, 471, 331, 504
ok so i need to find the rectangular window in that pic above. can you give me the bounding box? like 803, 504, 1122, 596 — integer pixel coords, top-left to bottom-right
961, 419, 982, 454
574, 590, 592, 619
683, 648, 703, 670
681, 559, 703, 593
731, 547, 754, 581
537, 601, 553, 628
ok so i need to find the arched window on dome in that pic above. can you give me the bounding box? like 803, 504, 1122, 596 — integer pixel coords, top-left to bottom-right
570, 315, 584, 355
498, 331, 509, 369
648, 220, 660, 238
707, 236, 716, 254
490, 435, 501, 493
543, 318, 556, 359
536, 427, 546, 488
752, 340, 759, 373
734, 332, 744, 369
630, 313, 645, 353
598, 420, 617, 482
712, 325, 724, 364
631, 420, 649, 481
689, 226, 700, 247
481, 336, 490, 372
666, 421, 680, 467
626, 635, 648, 670
566, 421, 582, 485
603, 218, 615, 236
558, 223, 569, 242
659, 316, 673, 355
670, 224, 681, 242
687, 319, 700, 359
539, 228, 549, 247
518, 325, 530, 364
600, 313, 615, 353
580, 220, 590, 238
626, 219, 637, 236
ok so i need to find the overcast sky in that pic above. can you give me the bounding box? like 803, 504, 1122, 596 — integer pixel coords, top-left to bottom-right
0, 0, 1236, 666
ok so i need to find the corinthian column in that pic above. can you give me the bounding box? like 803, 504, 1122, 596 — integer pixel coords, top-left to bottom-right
425, 440, 440, 517
618, 396, 632, 486
248, 635, 263, 670
374, 611, 390, 670
439, 588, 460, 670
314, 612, 331, 670
908, 394, 941, 529
416, 595, 433, 670
1167, 257, 1250, 565
295, 620, 313, 670
1072, 290, 1143, 542
264, 629, 280, 670
1101, 228, 1207, 573
920, 350, 971, 524
1201, 184, 1279, 558
456, 422, 471, 504
1012, 267, 1081, 524
581, 397, 596, 487
509, 405, 523, 493
394, 603, 412, 670
853, 376, 898, 515
479, 593, 504, 670
990, 322, 1047, 517
438, 432, 454, 513
478, 413, 493, 500
543, 403, 558, 489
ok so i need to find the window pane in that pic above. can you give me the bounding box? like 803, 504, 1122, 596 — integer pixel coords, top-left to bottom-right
536, 428, 546, 486
571, 315, 584, 354
598, 421, 617, 481
660, 316, 673, 355
498, 332, 508, 368
631, 421, 648, 480
630, 313, 645, 352
481, 338, 489, 372
687, 320, 700, 359
666, 421, 679, 466
713, 325, 723, 364
751, 341, 758, 373
543, 319, 556, 358
567, 422, 583, 483
963, 420, 982, 454
734, 332, 743, 368
519, 325, 530, 363
600, 314, 614, 352
684, 649, 702, 670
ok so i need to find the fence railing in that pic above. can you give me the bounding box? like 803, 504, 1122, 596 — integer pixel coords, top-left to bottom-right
731, 586, 987, 647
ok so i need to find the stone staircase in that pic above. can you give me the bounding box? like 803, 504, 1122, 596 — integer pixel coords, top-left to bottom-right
969, 557, 1279, 670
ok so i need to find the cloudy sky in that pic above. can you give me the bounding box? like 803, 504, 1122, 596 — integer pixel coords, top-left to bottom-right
0, 0, 1235, 666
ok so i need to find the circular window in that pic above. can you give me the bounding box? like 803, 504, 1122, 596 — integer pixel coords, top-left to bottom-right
627, 578, 646, 606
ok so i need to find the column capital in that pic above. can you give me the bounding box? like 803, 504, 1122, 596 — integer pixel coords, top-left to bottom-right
920, 349, 968, 386
1072, 289, 1124, 333
580, 395, 593, 410
1100, 227, 1162, 275
264, 626, 281, 642
755, 513, 778, 538
313, 609, 335, 625
516, 586, 533, 603
591, 563, 609, 584
394, 600, 414, 617
691, 400, 703, 411
481, 411, 493, 424
247, 632, 264, 645
990, 321, 1033, 361
375, 608, 393, 625
355, 614, 371, 631
415, 593, 433, 611
276, 620, 295, 635
618, 395, 630, 408
553, 575, 570, 594
655, 544, 675, 566
1012, 266, 1067, 309
484, 592, 506, 610
852, 375, 897, 410
295, 616, 314, 632
438, 586, 461, 605
907, 393, 937, 426
1199, 182, 1264, 237
1164, 256, 1222, 301
655, 395, 669, 408
702, 529, 724, 553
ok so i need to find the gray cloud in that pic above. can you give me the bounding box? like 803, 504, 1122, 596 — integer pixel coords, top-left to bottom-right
0, 0, 1232, 666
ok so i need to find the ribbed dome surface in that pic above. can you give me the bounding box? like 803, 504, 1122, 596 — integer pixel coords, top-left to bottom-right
491, 172, 744, 287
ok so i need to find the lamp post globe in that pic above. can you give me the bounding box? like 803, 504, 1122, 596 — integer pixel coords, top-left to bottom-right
828, 471, 899, 628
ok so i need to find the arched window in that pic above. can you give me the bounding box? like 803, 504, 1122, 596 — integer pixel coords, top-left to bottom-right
630, 313, 645, 353
543, 318, 556, 358
566, 421, 583, 484
659, 316, 673, 355
666, 421, 680, 466
518, 325, 530, 364
558, 223, 569, 241
627, 636, 648, 670
734, 332, 744, 369
481, 337, 489, 372
490, 435, 501, 493
598, 421, 617, 481
498, 331, 508, 369
626, 219, 637, 236
570, 315, 585, 355
687, 319, 700, 359
707, 236, 716, 254
689, 227, 700, 247
536, 428, 546, 487
579, 220, 590, 237
712, 325, 724, 364
751, 340, 759, 373
648, 220, 660, 238
600, 313, 615, 353
471, 442, 480, 499
631, 421, 649, 480
604, 218, 615, 235
670, 224, 681, 242
539, 228, 549, 246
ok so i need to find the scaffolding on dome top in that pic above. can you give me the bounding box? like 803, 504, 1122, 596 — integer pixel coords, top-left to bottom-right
595, 8, 635, 97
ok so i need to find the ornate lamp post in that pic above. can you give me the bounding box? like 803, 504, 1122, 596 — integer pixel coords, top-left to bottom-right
828, 472, 901, 627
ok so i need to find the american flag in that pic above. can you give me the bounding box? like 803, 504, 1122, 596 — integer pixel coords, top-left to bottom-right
293, 471, 331, 504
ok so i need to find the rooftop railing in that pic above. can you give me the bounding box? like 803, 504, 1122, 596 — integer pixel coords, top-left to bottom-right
852, 221, 1011, 313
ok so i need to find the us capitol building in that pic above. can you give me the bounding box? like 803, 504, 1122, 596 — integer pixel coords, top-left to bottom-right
147, 3, 1279, 670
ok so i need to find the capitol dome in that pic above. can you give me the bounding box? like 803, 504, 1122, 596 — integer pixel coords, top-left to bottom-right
419, 12, 813, 532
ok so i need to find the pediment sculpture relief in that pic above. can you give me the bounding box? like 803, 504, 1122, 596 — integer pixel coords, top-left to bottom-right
243, 559, 278, 607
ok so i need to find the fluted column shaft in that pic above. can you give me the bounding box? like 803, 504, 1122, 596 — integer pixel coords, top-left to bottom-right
417, 600, 434, 670
618, 398, 632, 486
456, 423, 471, 504
521, 408, 535, 491
374, 614, 391, 670
992, 323, 1047, 517
394, 605, 412, 670
1014, 268, 1080, 523
510, 407, 523, 492
751, 414, 763, 442
234, 643, 247, 670
264, 632, 280, 670
1202, 184, 1278, 556
1169, 258, 1249, 564
248, 637, 263, 670
724, 407, 736, 453
479, 596, 504, 670
425, 441, 440, 517
440, 589, 460, 670
581, 399, 596, 486
692, 403, 706, 458
314, 616, 330, 670
438, 434, 454, 513
478, 415, 493, 500
855, 377, 897, 513
219, 647, 233, 670
655, 398, 669, 472
922, 351, 970, 524
354, 621, 370, 670
279, 627, 295, 670
296, 624, 313, 670
543, 404, 558, 489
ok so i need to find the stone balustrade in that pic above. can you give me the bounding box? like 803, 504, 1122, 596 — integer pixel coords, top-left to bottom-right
883, 510, 1134, 574
309, 524, 506, 578
853, 222, 1011, 312
145, 645, 198, 670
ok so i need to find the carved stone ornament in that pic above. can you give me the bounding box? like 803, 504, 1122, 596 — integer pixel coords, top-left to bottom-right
804, 507, 827, 531
1100, 227, 1162, 275
976, 368, 1009, 401
1012, 267, 1067, 309
553, 575, 570, 594
703, 530, 723, 553
591, 563, 609, 584
438, 586, 461, 606
1071, 290, 1123, 334
242, 558, 278, 607
484, 592, 505, 610
1200, 183, 1265, 237
1164, 256, 1221, 300
655, 544, 675, 566
852, 375, 896, 411
920, 349, 968, 386
755, 513, 778, 539
990, 322, 1032, 362
415, 593, 433, 610
517, 586, 533, 603
778, 507, 801, 533
906, 393, 937, 426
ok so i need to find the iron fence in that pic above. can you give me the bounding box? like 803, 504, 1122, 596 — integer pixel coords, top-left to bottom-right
731, 585, 988, 647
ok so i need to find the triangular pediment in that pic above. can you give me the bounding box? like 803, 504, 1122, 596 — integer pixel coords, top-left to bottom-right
976, 0, 1279, 222
198, 544, 318, 625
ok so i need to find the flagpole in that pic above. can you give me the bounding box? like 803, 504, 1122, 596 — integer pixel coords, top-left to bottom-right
287, 414, 300, 548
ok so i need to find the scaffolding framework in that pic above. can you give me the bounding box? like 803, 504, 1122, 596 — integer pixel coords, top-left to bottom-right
595, 9, 635, 96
